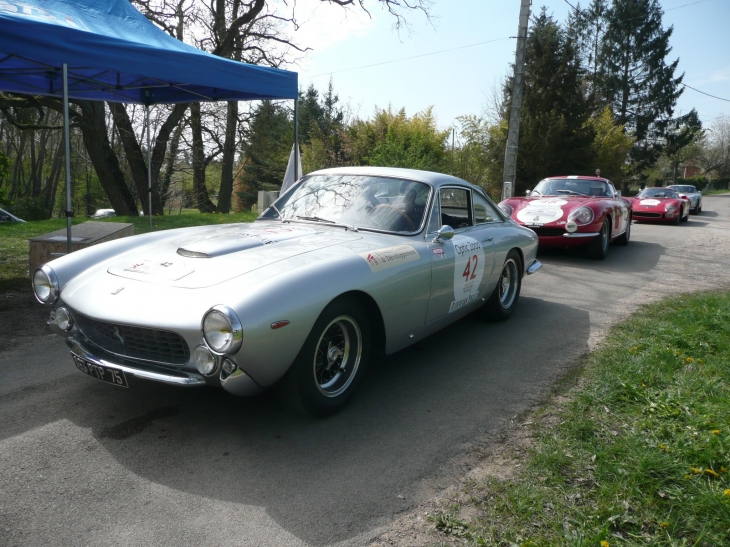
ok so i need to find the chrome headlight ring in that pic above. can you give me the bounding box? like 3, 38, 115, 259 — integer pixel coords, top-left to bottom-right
567, 206, 594, 226
201, 305, 243, 355
32, 264, 59, 305
498, 203, 514, 216
665, 203, 676, 213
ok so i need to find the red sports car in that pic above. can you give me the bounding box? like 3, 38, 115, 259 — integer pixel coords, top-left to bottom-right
498, 176, 632, 259
629, 187, 690, 225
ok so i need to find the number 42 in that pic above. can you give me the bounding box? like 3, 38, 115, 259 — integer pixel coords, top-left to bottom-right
462, 255, 478, 281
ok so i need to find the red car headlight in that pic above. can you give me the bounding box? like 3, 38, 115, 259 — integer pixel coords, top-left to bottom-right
567, 206, 594, 225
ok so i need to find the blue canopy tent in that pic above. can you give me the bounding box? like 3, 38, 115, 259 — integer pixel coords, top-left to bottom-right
0, 0, 298, 249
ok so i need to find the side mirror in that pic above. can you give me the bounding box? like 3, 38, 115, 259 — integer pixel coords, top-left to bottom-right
525, 189, 532, 196
433, 225, 454, 243
616, 190, 622, 197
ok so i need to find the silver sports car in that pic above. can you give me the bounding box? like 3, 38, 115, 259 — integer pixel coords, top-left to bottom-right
33, 167, 541, 415
667, 185, 702, 214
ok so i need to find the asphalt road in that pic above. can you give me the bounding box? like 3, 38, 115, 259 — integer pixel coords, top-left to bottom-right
1, 195, 729, 547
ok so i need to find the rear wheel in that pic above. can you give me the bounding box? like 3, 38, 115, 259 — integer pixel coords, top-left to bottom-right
283, 297, 370, 416
588, 218, 610, 259
482, 250, 522, 321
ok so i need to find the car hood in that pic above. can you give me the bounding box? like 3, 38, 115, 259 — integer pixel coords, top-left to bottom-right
505, 196, 597, 225
106, 222, 362, 289
631, 197, 680, 208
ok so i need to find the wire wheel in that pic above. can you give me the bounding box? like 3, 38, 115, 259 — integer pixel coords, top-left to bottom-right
313, 315, 362, 398
498, 258, 519, 309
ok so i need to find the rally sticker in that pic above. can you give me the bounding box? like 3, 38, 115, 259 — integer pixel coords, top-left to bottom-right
639, 199, 660, 206
431, 248, 445, 259
360, 245, 420, 273
122, 259, 193, 281
449, 236, 485, 313
516, 199, 567, 225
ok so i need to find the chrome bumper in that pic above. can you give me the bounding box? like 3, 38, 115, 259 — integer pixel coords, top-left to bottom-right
563, 232, 599, 238
66, 335, 206, 387
526, 259, 542, 275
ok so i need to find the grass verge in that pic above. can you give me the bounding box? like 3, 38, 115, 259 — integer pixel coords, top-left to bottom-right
0, 211, 257, 290
432, 292, 730, 546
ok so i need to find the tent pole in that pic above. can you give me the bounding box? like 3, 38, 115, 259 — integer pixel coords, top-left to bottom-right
146, 104, 152, 231
294, 99, 299, 181
62, 63, 72, 254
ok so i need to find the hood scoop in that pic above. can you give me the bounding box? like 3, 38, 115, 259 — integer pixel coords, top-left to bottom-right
177, 237, 264, 258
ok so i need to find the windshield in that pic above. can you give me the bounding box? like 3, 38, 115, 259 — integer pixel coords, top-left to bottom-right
668, 185, 696, 193
262, 174, 432, 233
638, 188, 679, 199
532, 178, 611, 197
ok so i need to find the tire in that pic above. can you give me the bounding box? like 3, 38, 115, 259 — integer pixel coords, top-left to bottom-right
697, 202, 702, 214
588, 218, 610, 259
681, 205, 689, 222
283, 297, 370, 416
615, 215, 631, 246
482, 250, 522, 321
673, 209, 681, 225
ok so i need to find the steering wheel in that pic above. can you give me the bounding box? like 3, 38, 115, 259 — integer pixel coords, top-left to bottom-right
369, 204, 416, 231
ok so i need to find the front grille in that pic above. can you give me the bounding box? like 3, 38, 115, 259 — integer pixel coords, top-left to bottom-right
634, 212, 662, 218
529, 227, 566, 237
71, 311, 190, 365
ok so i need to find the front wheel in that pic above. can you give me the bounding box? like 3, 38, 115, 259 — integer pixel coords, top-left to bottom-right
588, 218, 610, 259
482, 250, 522, 321
681, 205, 689, 222
283, 297, 370, 416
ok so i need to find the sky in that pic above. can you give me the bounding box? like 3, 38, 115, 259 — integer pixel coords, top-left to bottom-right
286, 0, 729, 131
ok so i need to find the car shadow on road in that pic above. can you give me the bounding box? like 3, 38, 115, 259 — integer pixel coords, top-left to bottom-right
537, 239, 665, 274
0, 297, 589, 546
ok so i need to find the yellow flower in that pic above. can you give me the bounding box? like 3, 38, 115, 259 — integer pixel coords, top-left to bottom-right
725, 489, 730, 497
660, 522, 669, 528
659, 444, 667, 450
684, 474, 690, 479
601, 541, 610, 547
642, 383, 647, 388
691, 467, 702, 474
722, 467, 728, 473
685, 357, 694, 363
705, 468, 720, 478
712, 430, 720, 435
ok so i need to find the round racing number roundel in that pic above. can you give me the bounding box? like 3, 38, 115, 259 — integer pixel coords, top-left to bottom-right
450, 236, 485, 313
515, 198, 567, 225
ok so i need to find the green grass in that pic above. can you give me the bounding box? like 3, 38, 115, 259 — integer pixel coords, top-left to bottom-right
0, 211, 257, 289
702, 189, 730, 195
432, 292, 730, 546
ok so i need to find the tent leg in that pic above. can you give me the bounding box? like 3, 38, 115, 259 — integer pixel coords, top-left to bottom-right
62, 63, 73, 254
146, 104, 152, 231
294, 99, 299, 181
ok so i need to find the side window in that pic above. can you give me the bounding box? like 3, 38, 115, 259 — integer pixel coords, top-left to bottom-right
439, 188, 472, 229
473, 193, 502, 224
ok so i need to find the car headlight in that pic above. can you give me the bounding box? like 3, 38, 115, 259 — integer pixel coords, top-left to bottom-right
567, 206, 594, 225
55, 306, 74, 331
201, 305, 243, 355
32, 265, 59, 305
665, 204, 676, 213
498, 203, 513, 216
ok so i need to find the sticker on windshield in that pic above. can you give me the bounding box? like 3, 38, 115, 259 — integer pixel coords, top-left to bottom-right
360, 245, 420, 273
516, 199, 567, 225
449, 236, 485, 313
639, 199, 660, 206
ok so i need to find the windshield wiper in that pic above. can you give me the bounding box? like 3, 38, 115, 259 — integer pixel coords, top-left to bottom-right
556, 190, 588, 196
295, 215, 358, 232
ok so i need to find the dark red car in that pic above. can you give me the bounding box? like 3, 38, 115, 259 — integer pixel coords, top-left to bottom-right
629, 187, 690, 225
498, 176, 632, 259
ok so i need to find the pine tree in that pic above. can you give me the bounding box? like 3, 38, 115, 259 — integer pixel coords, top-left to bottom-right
598, 0, 683, 177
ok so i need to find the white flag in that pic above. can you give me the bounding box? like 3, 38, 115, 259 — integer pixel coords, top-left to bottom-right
281, 143, 303, 193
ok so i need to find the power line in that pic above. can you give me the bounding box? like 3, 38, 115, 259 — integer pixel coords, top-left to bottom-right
683, 83, 730, 103
303, 36, 513, 79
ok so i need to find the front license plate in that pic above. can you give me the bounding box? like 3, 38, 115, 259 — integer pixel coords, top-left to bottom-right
72, 355, 128, 388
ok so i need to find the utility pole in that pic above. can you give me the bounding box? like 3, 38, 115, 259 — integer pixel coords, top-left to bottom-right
502, 0, 532, 200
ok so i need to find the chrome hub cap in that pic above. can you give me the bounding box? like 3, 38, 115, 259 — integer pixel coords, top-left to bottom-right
499, 259, 519, 308
313, 316, 362, 397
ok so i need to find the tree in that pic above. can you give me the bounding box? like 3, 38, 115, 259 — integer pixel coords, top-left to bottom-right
598, 0, 684, 179
584, 106, 634, 183
663, 109, 702, 184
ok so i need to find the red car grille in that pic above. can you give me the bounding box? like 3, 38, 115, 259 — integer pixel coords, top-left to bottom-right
634, 212, 662, 218
529, 227, 566, 236
70, 310, 190, 365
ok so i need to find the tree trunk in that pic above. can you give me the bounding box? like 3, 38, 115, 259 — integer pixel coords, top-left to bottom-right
43, 138, 64, 212
75, 101, 138, 216
217, 101, 238, 213
190, 102, 216, 213
160, 119, 184, 211
109, 102, 150, 214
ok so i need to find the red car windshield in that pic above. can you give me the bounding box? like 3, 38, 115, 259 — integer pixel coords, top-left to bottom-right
638, 188, 679, 199
532, 178, 610, 197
